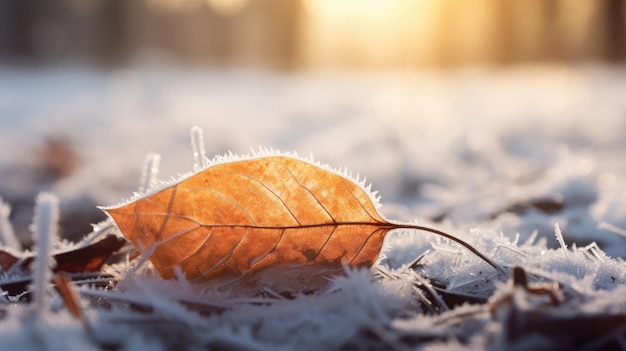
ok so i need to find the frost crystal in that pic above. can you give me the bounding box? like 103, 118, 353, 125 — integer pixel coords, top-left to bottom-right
31, 193, 60, 315
0, 197, 20, 250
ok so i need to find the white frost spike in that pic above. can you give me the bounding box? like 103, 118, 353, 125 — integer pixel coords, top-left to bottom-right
139, 153, 161, 193
108, 148, 386, 214
0, 197, 20, 250
554, 223, 569, 257
31, 192, 59, 314
191, 126, 208, 170
598, 221, 626, 238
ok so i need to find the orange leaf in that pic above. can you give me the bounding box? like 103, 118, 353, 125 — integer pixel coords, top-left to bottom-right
105, 155, 498, 292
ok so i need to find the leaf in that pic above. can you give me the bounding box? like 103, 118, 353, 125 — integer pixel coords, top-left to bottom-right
0, 234, 127, 274
0, 250, 18, 271
0, 234, 127, 297
50, 234, 128, 273
105, 155, 499, 292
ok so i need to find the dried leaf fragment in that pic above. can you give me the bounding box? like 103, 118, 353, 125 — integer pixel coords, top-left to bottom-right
0, 234, 126, 274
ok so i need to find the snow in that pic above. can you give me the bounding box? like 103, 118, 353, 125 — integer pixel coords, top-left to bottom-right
1, 64, 626, 350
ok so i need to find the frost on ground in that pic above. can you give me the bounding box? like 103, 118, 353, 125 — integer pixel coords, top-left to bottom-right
0, 65, 626, 350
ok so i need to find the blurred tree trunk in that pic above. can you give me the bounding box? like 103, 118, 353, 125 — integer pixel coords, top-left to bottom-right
491, 0, 514, 64
237, 0, 302, 69
3, 0, 40, 59
431, 0, 455, 67
541, 0, 558, 61
606, 0, 625, 62
99, 0, 131, 66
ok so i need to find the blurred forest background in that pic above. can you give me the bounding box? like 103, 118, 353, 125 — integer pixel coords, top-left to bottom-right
0, 0, 625, 69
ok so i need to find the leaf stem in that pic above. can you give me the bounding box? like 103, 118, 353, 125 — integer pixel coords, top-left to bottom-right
392, 223, 505, 274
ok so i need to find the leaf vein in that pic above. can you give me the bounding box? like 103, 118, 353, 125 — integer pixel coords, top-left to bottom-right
308, 225, 338, 262
221, 168, 301, 225
340, 178, 382, 224
247, 228, 286, 270
178, 186, 257, 225
200, 227, 249, 277
177, 227, 214, 267
155, 185, 178, 241
273, 159, 336, 223
348, 227, 386, 266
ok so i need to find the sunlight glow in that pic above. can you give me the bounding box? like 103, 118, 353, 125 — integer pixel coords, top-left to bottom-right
301, 0, 433, 67
145, 0, 247, 14
305, 0, 399, 21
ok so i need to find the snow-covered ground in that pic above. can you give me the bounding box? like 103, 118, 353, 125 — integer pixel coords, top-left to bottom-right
0, 64, 625, 350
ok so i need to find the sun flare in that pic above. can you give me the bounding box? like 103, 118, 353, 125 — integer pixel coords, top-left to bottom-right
301, 0, 433, 67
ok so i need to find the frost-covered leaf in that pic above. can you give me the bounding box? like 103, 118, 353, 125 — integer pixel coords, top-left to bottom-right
105, 155, 498, 293
0, 234, 126, 274
49, 234, 127, 273
0, 250, 18, 271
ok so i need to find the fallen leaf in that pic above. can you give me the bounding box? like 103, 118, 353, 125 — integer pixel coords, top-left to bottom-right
105, 155, 498, 292
0, 234, 127, 274
0, 250, 18, 271
0, 235, 127, 298
50, 234, 128, 273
